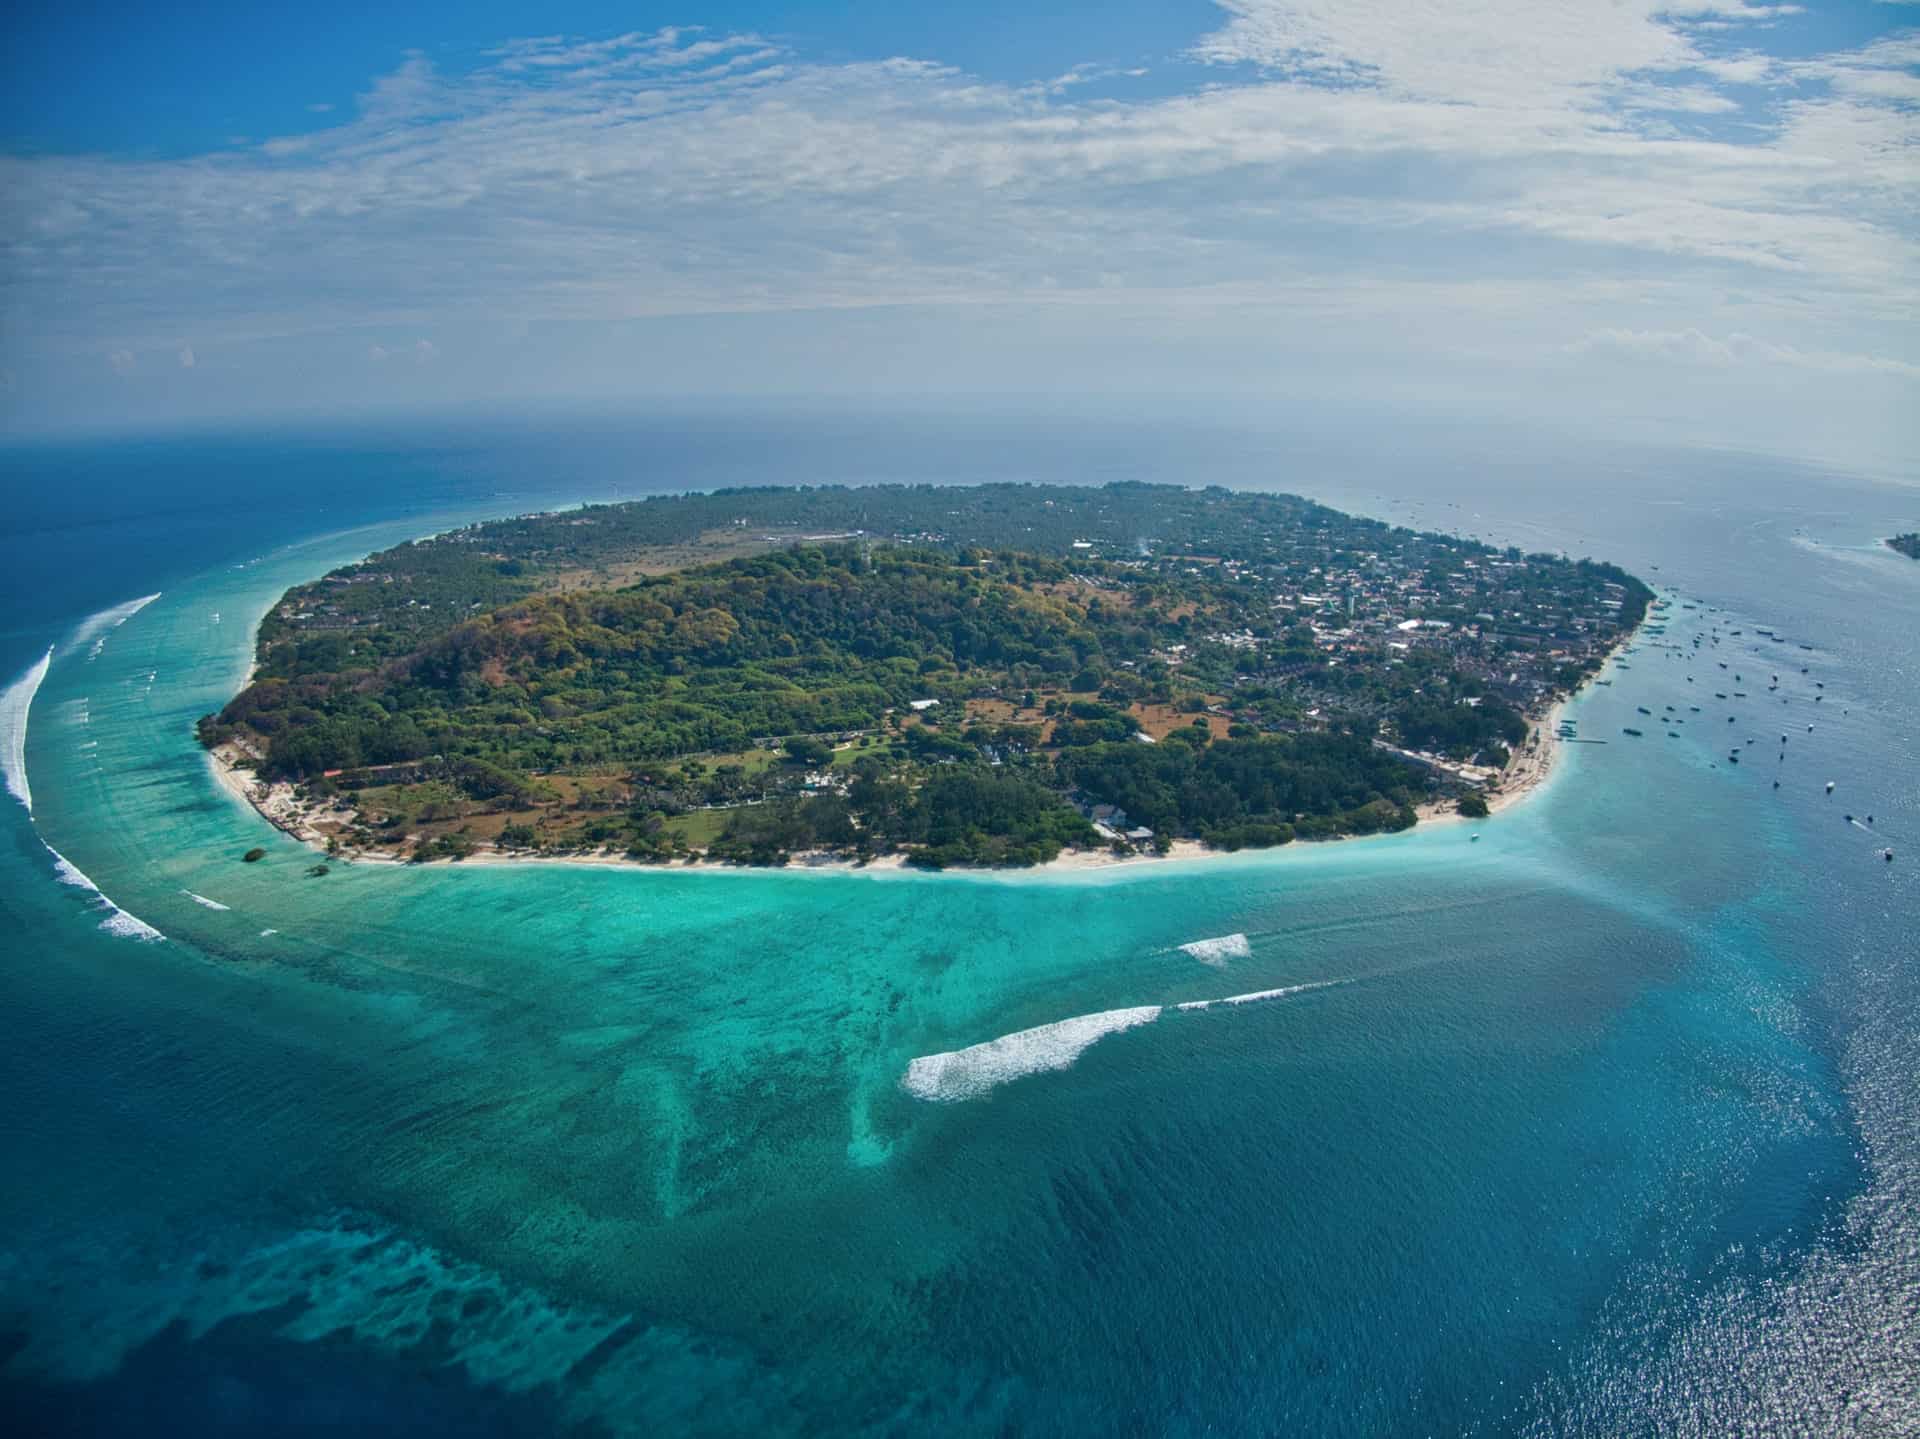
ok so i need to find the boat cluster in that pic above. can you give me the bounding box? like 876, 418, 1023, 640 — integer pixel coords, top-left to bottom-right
1605, 597, 1895, 865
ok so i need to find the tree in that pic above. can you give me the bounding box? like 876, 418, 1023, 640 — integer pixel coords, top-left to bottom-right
1456, 792, 1490, 818
783, 736, 832, 766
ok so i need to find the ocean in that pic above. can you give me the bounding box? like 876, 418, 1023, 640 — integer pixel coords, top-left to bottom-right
1, 410, 1914, 1436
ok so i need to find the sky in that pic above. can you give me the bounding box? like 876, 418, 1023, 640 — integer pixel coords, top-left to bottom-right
0, 1, 1915, 467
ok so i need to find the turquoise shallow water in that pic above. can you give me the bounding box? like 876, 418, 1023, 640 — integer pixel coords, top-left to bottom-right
1, 420, 1915, 1435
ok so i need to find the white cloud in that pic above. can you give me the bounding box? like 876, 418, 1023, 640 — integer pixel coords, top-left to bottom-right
1572, 327, 1920, 379
0, 16, 1913, 447
1186, 1, 1809, 108
177, 345, 196, 368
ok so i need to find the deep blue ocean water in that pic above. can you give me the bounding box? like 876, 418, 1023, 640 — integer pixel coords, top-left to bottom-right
1, 410, 1915, 1436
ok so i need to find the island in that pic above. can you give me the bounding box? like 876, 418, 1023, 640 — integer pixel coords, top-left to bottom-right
1888, 533, 1920, 561
199, 483, 1650, 869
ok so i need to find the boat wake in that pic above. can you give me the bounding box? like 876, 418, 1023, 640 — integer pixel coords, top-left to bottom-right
1, 647, 54, 813
1179, 932, 1251, 966
71, 592, 161, 660
46, 842, 165, 942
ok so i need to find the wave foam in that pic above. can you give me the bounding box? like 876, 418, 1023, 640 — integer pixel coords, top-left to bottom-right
1, 646, 54, 812
43, 843, 165, 942
98, 909, 167, 942
183, 890, 231, 911
71, 593, 161, 660
1179, 932, 1251, 966
1176, 979, 1343, 1012
902, 1005, 1163, 1102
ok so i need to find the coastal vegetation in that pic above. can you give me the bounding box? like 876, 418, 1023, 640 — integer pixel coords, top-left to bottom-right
1888, 533, 1920, 560
200, 483, 1648, 867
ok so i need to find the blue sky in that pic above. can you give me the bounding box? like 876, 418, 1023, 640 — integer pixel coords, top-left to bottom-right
1, 1, 1915, 466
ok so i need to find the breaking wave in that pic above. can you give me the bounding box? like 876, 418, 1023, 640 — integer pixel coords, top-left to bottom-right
183, 890, 231, 911
2, 646, 54, 813
44, 842, 165, 942
71, 592, 161, 660
907, 976, 1364, 1100
902, 1006, 1164, 1102
1179, 932, 1251, 966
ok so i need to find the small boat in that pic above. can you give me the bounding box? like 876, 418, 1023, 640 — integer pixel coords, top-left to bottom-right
1623, 727, 1644, 737
1470, 833, 1481, 842
1637, 706, 1652, 715
1729, 752, 1740, 763
1826, 781, 1835, 793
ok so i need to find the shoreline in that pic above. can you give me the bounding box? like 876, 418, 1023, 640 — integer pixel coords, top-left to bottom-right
204, 683, 1588, 881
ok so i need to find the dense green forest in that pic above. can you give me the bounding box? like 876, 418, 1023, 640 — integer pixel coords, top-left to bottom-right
203, 483, 1649, 867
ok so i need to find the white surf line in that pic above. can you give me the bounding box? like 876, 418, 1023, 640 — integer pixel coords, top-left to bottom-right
44, 842, 165, 942
1, 647, 54, 813
903, 975, 1372, 1102
182, 890, 232, 911
70, 592, 162, 660
1174, 977, 1349, 1012
902, 1006, 1165, 1102
1178, 932, 1251, 966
